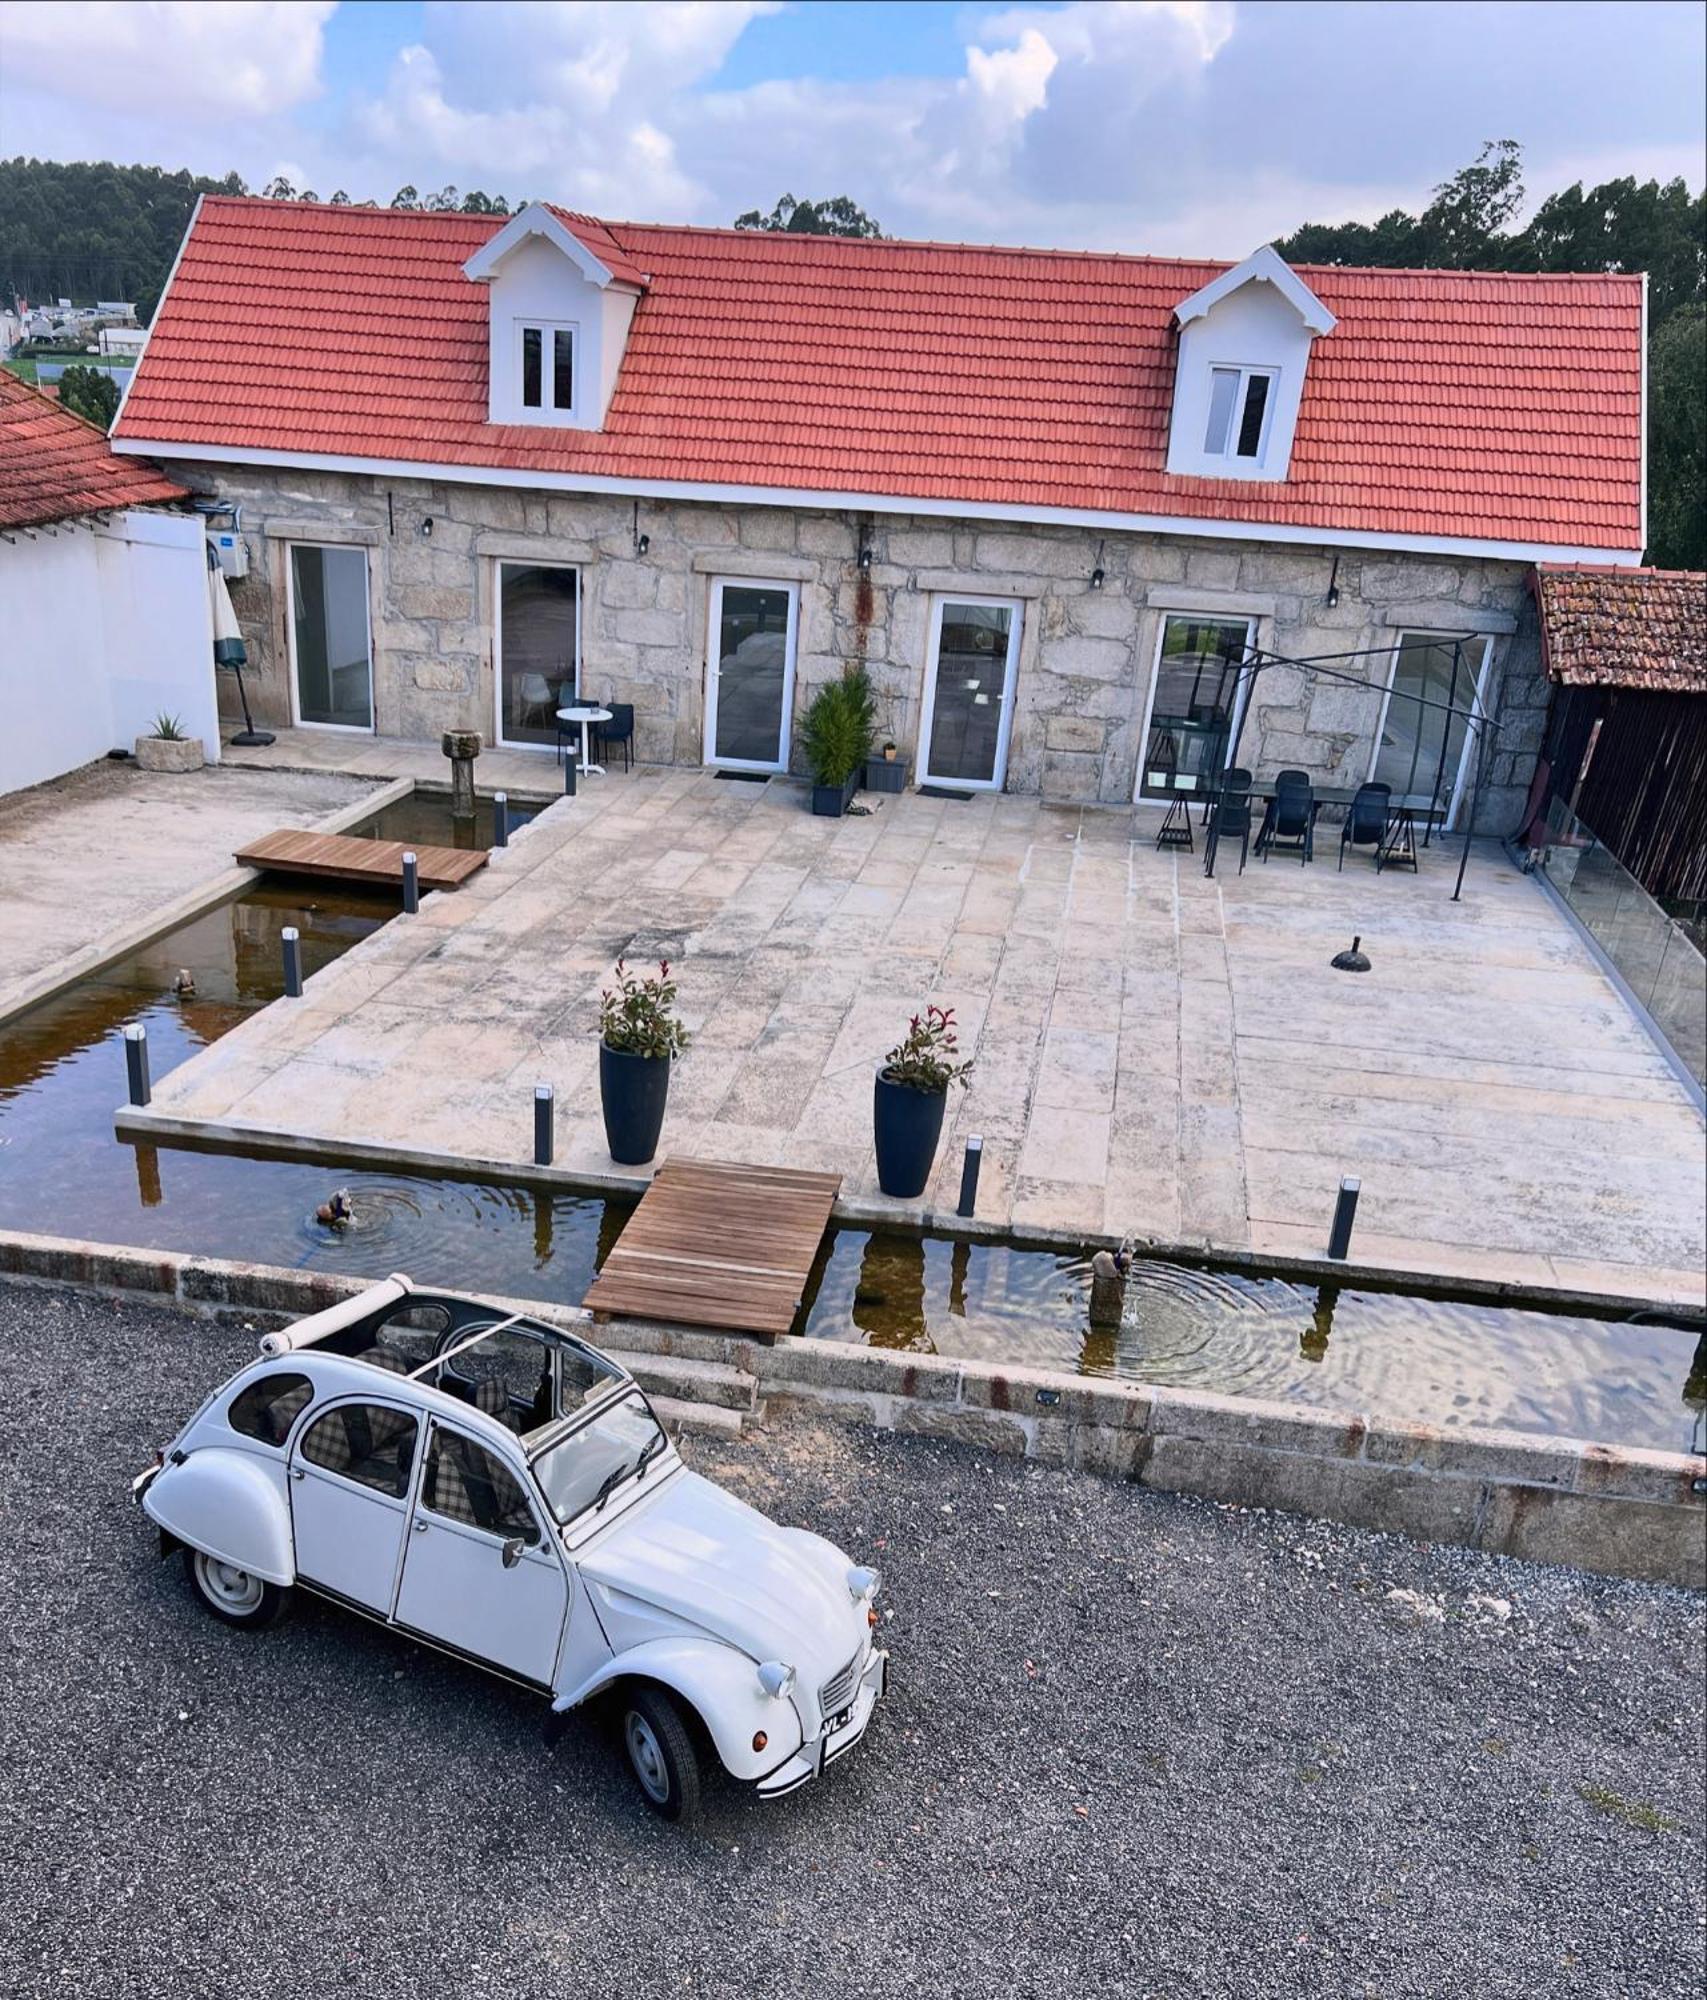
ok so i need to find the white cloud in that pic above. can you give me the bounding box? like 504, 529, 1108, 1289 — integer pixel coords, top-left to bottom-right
0, 0, 331, 121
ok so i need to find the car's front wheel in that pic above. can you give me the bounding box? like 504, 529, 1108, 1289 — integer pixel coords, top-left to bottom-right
184, 1547, 287, 1629
621, 1685, 701, 1823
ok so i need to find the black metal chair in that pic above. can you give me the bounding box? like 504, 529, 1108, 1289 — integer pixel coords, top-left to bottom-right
1339, 782, 1391, 870
594, 701, 635, 772
1211, 771, 1255, 873
1260, 770, 1315, 864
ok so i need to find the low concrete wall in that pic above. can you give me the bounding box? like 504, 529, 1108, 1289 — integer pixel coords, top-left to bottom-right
4, 1231, 1701, 1591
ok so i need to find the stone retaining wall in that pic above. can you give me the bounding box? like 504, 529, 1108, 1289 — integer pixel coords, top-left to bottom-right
173, 461, 1530, 807
6, 1232, 1699, 1591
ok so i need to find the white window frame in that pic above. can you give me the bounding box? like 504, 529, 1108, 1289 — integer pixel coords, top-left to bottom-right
1202, 365, 1279, 465
492, 559, 582, 753
515, 318, 579, 421
1367, 630, 1495, 830
284, 540, 375, 735
1132, 611, 1258, 804
702, 576, 800, 774
916, 594, 1024, 793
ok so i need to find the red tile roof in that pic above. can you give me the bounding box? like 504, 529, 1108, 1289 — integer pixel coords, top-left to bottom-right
1534, 565, 1707, 693
114, 196, 1645, 554
1, 368, 188, 530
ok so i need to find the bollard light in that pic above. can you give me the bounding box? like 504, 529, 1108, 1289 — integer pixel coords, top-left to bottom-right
563, 754, 577, 798
534, 1082, 555, 1167
956, 1134, 984, 1218
401, 850, 419, 914
281, 924, 303, 999
123, 1022, 151, 1107
493, 790, 509, 848
1327, 1176, 1361, 1260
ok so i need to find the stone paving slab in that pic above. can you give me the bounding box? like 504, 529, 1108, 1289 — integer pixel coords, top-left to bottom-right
132, 772, 1707, 1306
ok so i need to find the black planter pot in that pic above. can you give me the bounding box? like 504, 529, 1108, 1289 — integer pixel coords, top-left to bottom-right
811, 771, 859, 817
873, 1068, 948, 1199
600, 1042, 672, 1165
863, 757, 906, 794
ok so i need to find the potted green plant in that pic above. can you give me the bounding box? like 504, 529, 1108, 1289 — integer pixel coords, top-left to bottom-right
598, 959, 690, 1165
802, 665, 875, 816
873, 1005, 973, 1199
134, 711, 205, 774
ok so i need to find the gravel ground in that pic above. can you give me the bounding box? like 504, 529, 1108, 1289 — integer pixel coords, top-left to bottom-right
1, 1285, 1702, 2000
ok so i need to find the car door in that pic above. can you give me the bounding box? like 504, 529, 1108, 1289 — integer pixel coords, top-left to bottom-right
394, 1419, 569, 1686
289, 1397, 420, 1613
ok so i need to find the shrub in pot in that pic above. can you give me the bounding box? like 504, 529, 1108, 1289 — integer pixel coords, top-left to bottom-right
598, 959, 689, 1165
802, 666, 875, 816
873, 1005, 973, 1199
134, 710, 205, 774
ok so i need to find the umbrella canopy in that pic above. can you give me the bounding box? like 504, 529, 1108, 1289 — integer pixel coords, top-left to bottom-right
207, 549, 247, 668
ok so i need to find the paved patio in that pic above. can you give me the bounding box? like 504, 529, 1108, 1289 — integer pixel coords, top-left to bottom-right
131, 769, 1707, 1306
0, 759, 379, 1018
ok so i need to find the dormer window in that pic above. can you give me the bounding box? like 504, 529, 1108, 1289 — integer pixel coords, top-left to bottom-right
1166, 247, 1335, 483
520, 322, 576, 415
1204, 366, 1275, 462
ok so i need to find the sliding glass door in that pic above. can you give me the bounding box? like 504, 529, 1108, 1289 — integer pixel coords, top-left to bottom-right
703, 578, 798, 771
1136, 614, 1254, 801
288, 544, 373, 731
1373, 633, 1493, 827
495, 562, 580, 750
918, 597, 1021, 790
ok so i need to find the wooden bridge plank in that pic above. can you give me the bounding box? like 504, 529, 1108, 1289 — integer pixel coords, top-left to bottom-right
582, 1155, 842, 1337
235, 829, 488, 891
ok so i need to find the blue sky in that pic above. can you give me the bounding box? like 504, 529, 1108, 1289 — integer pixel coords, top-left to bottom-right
1, 1, 1701, 254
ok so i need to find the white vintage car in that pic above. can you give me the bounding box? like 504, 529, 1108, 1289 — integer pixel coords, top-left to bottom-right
135, 1275, 887, 1820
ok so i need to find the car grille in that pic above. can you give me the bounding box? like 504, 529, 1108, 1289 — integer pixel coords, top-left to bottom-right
819, 1648, 862, 1720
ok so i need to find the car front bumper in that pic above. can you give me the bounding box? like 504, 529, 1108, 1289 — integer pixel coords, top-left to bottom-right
755, 1646, 888, 1799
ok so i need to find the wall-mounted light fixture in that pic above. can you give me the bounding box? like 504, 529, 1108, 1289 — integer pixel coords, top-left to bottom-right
1325, 553, 1340, 608
632, 498, 649, 557
857, 544, 874, 573
1089, 538, 1106, 590
420, 516, 434, 539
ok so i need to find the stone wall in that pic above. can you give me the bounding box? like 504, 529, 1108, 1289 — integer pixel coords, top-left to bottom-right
185, 461, 1532, 807
1473, 586, 1552, 836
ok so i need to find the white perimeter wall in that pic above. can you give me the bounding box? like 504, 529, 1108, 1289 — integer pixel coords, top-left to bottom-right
0, 509, 217, 796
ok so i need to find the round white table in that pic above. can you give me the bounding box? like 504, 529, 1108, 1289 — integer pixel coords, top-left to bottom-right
557, 704, 612, 777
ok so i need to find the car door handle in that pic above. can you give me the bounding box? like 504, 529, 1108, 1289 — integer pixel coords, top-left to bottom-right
290, 1466, 305, 1481
413, 1518, 429, 1532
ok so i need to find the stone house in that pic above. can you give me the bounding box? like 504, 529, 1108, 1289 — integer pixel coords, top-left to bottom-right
113, 200, 1646, 824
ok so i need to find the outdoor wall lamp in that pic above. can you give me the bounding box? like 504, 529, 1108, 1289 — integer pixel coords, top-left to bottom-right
1325, 553, 1340, 607
632, 499, 649, 556
1090, 538, 1106, 589
857, 544, 874, 572
419, 516, 434, 538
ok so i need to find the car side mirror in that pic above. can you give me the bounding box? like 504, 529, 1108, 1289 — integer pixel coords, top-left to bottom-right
501, 1536, 526, 1569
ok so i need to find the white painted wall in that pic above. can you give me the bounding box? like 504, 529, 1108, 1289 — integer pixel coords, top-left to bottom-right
0, 509, 217, 795
1166, 281, 1318, 481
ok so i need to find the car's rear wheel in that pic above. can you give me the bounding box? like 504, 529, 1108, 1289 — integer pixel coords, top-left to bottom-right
621, 1685, 700, 1823
185, 1547, 286, 1629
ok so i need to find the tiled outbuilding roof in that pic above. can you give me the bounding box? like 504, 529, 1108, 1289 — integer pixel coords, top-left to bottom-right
114, 196, 1646, 555
0, 369, 188, 530
1534, 565, 1707, 693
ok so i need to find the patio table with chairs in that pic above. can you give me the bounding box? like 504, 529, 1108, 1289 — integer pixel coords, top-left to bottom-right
1170, 772, 1448, 878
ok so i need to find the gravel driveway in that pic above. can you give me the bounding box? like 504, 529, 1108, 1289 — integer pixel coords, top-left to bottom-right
1, 1285, 1701, 1999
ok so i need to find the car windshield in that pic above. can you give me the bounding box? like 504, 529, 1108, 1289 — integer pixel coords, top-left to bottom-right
532, 1394, 669, 1525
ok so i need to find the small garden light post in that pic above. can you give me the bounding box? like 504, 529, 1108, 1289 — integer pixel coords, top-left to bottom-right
281, 925, 303, 998
123, 1023, 151, 1107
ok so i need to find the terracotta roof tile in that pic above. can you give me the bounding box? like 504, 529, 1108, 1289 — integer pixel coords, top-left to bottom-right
114, 197, 1645, 552
0, 370, 188, 530
1534, 566, 1707, 693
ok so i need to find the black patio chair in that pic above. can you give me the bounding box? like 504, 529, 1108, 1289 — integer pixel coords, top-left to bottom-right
1211, 770, 1255, 873
594, 701, 635, 772
1260, 770, 1315, 864
1339, 782, 1391, 870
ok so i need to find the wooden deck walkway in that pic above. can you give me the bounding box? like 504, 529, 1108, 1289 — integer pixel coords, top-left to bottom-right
582, 1157, 843, 1338
235, 829, 488, 891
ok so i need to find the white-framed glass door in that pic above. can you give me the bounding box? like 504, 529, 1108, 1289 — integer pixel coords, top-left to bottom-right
1134, 612, 1256, 802
287, 543, 374, 732
495, 560, 580, 750
703, 577, 799, 772
917, 596, 1022, 791
1370, 632, 1494, 829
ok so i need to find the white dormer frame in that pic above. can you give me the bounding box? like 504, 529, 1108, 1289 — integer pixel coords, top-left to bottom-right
1166, 246, 1335, 483
462, 203, 639, 432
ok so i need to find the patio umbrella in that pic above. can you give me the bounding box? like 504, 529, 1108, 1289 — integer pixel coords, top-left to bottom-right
207, 546, 273, 745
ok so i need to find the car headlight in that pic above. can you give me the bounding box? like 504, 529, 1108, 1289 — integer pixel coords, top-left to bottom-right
756, 1661, 796, 1701
846, 1564, 882, 1602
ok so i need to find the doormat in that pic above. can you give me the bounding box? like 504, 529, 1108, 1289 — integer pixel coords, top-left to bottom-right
917, 786, 976, 801
714, 770, 771, 783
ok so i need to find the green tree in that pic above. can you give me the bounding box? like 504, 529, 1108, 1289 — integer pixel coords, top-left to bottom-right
260, 175, 297, 201
391, 184, 421, 210
58, 364, 120, 430
733, 193, 882, 238
1647, 306, 1706, 570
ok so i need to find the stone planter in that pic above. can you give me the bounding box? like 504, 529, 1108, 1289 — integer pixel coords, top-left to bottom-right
873, 1068, 948, 1199
811, 772, 859, 818
600, 1042, 672, 1165
134, 735, 205, 773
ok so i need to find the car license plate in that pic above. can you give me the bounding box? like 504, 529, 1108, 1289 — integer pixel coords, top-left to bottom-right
830, 1705, 852, 1733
